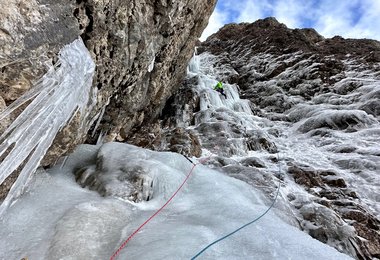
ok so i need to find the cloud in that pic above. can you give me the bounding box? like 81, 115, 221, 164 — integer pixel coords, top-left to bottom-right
235, 0, 271, 23
311, 0, 380, 40
351, 0, 380, 39
313, 0, 361, 37
200, 0, 272, 40
272, 0, 315, 28
200, 8, 228, 41
201, 0, 380, 41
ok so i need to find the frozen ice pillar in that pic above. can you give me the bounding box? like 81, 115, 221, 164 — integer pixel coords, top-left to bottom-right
0, 37, 96, 216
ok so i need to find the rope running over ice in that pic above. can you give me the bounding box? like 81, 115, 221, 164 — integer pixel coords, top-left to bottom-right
109, 155, 211, 260
191, 147, 282, 259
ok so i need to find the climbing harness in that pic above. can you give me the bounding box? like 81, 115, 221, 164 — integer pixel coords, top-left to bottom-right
109, 155, 211, 260
191, 146, 282, 259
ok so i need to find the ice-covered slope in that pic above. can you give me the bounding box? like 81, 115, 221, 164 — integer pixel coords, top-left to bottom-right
0, 143, 352, 260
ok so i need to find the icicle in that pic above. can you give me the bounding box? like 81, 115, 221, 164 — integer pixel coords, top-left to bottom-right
187, 48, 200, 75
96, 131, 106, 145
0, 37, 96, 216
148, 57, 155, 72
91, 97, 110, 137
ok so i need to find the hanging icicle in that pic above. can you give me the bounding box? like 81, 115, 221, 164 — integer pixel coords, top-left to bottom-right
0, 37, 96, 216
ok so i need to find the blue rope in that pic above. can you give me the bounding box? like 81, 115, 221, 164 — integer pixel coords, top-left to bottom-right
191, 152, 282, 260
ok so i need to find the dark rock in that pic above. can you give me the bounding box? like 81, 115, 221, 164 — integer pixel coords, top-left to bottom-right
321, 176, 347, 188
319, 190, 340, 200
244, 130, 278, 154
127, 122, 162, 148
343, 210, 368, 222
166, 127, 202, 157
298, 110, 377, 133
210, 156, 239, 167
359, 100, 380, 117
240, 157, 266, 168
343, 189, 358, 199
353, 223, 380, 258
129, 124, 202, 158
329, 145, 357, 153
0, 173, 18, 201
309, 227, 329, 243
287, 164, 324, 188
334, 80, 363, 95
334, 158, 377, 171
287, 193, 296, 201
221, 164, 274, 192
315, 199, 332, 208
160, 76, 201, 128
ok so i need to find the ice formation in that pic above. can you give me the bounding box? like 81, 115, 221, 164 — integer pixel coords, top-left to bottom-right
0, 38, 96, 216
0, 143, 352, 260
189, 53, 252, 115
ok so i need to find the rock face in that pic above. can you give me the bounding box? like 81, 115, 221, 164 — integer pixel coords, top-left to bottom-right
0, 0, 216, 198
147, 18, 379, 259
80, 0, 217, 145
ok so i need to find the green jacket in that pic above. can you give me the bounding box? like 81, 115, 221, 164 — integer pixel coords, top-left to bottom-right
214, 81, 223, 90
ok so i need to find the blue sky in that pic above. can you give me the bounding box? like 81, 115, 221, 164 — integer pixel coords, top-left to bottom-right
201, 0, 380, 41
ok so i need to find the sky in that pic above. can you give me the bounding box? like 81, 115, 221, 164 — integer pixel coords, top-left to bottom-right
201, 0, 380, 41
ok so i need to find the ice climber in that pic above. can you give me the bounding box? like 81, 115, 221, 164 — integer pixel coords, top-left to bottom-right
213, 81, 227, 99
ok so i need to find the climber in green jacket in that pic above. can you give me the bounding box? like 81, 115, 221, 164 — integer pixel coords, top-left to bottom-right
213, 81, 227, 99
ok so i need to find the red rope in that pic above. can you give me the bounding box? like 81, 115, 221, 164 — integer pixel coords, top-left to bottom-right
110, 161, 201, 260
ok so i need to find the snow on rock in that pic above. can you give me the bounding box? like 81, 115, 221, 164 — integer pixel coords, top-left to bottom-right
0, 143, 353, 260
296, 109, 377, 133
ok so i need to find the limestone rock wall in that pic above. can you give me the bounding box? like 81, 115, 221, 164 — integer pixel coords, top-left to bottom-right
0, 0, 216, 197
81, 0, 216, 143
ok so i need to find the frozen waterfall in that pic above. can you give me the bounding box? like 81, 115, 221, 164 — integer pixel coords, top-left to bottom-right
188, 52, 252, 115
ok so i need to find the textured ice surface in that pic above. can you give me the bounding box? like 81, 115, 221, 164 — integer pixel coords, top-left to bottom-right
0, 143, 352, 260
